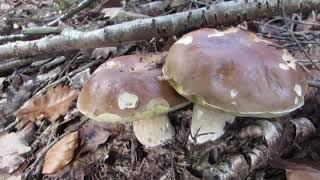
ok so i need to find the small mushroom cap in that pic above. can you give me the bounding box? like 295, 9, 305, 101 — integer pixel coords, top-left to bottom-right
163, 28, 307, 117
77, 53, 186, 122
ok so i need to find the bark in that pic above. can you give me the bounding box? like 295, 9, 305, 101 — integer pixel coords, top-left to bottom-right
0, 0, 319, 60
202, 118, 316, 180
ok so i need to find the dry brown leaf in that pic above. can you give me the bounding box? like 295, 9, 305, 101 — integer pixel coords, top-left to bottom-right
42, 131, 79, 174
79, 121, 124, 154
17, 85, 79, 122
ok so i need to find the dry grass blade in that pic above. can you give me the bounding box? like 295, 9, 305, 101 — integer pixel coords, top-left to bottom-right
42, 131, 79, 174
16, 85, 79, 122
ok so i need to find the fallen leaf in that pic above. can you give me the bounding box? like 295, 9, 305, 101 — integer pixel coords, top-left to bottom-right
0, 133, 31, 173
47, 146, 111, 179
79, 121, 124, 154
42, 131, 79, 174
17, 85, 79, 122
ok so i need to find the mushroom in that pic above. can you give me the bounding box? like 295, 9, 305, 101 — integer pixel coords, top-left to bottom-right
163, 27, 307, 144
77, 53, 187, 147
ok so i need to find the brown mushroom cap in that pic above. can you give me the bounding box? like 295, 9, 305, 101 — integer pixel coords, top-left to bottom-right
77, 53, 186, 122
163, 28, 307, 117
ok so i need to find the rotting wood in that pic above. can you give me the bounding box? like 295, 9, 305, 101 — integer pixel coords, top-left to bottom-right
0, 0, 319, 60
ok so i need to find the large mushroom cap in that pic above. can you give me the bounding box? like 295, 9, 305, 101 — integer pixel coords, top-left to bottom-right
163, 28, 307, 117
77, 53, 186, 122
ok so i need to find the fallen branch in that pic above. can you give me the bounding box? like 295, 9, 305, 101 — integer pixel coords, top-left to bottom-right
0, 0, 319, 60
202, 118, 316, 179
0, 34, 30, 45
0, 50, 77, 73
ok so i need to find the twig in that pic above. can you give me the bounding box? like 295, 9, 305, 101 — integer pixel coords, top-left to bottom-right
47, 0, 94, 27
0, 0, 319, 60
22, 27, 62, 36
32, 60, 99, 97
41, 56, 67, 71
0, 58, 34, 73
256, 18, 320, 74
0, 118, 19, 134
0, 0, 94, 44
308, 80, 320, 88
288, 30, 320, 71
31, 123, 58, 150
0, 50, 77, 73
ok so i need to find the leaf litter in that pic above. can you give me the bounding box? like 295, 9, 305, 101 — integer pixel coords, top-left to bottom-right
1, 1, 320, 179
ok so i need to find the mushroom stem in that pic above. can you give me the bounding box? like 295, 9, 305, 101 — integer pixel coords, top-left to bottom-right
190, 104, 235, 144
133, 115, 175, 147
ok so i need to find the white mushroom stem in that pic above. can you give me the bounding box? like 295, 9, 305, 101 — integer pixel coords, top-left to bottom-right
190, 104, 235, 144
133, 115, 175, 147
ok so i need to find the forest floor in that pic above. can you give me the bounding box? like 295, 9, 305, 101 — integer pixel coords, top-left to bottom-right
0, 0, 320, 179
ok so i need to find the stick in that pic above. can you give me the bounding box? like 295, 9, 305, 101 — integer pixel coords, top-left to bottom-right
0, 0, 319, 60
47, 0, 94, 27
0, 50, 77, 73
